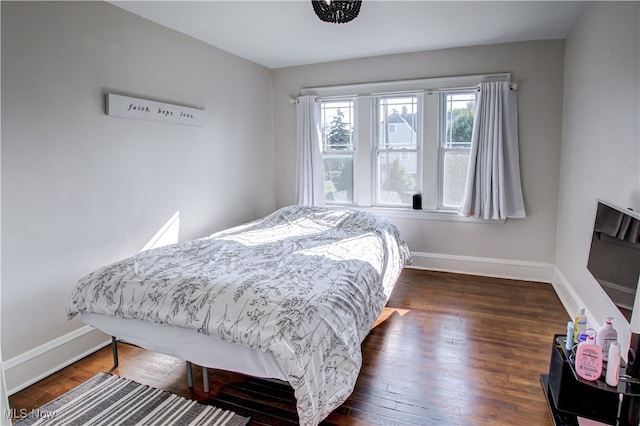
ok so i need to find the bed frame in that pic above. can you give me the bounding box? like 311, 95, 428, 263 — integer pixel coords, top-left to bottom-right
87, 310, 289, 394
110, 336, 208, 391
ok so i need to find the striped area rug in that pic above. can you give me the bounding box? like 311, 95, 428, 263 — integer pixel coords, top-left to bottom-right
14, 373, 250, 426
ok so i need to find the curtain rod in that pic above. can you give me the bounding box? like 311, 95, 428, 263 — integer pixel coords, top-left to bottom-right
290, 82, 518, 103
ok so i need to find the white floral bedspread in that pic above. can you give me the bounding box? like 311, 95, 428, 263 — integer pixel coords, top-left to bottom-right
66, 205, 411, 425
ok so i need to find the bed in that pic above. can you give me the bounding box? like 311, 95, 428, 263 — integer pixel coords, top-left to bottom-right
66, 205, 411, 425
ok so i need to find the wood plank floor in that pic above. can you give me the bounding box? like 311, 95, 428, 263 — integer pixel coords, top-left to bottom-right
9, 269, 569, 425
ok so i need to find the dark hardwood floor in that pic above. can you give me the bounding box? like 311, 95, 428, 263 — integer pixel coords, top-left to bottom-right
9, 269, 569, 425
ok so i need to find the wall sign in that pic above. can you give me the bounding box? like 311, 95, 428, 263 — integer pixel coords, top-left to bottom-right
106, 93, 205, 127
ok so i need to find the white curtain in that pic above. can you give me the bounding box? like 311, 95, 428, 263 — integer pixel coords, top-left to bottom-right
459, 81, 525, 220
295, 95, 325, 206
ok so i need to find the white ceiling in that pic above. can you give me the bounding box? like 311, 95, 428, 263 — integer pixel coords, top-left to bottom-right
110, 1, 588, 69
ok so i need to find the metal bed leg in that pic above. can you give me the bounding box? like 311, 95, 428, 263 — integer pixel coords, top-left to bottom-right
111, 336, 119, 368
186, 361, 193, 388
110, 336, 198, 393
202, 367, 209, 393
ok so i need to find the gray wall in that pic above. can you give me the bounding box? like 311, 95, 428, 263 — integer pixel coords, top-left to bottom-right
555, 2, 640, 352
272, 41, 565, 275
1, 1, 274, 390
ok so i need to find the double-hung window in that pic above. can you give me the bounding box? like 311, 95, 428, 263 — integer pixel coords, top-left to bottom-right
320, 99, 356, 204
438, 91, 477, 210
375, 95, 421, 206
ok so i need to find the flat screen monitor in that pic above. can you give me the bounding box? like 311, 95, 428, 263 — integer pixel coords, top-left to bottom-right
586, 200, 640, 324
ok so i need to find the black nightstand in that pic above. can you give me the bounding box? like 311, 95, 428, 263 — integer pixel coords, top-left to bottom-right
541, 335, 640, 426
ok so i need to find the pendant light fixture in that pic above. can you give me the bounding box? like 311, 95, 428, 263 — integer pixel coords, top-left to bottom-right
311, 0, 362, 24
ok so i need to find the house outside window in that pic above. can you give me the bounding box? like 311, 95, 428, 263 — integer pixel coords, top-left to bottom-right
375, 95, 421, 206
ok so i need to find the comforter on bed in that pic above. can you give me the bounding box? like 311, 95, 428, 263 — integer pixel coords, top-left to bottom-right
66, 205, 411, 425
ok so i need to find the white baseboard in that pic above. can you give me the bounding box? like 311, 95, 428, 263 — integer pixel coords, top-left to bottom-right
550, 267, 583, 320
4, 326, 110, 395
550, 267, 601, 327
408, 251, 555, 283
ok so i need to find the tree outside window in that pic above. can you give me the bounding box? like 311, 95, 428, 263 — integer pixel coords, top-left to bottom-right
321, 101, 355, 203
441, 92, 476, 208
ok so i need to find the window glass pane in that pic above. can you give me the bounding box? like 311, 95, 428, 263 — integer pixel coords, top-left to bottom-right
377, 151, 417, 205
442, 150, 470, 208
378, 96, 418, 149
320, 99, 355, 204
444, 92, 476, 148
440, 91, 475, 209
323, 153, 354, 203
321, 100, 354, 151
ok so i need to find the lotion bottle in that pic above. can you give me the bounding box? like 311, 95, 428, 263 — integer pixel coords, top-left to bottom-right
596, 317, 617, 361
605, 342, 621, 387
573, 307, 588, 344
575, 333, 603, 381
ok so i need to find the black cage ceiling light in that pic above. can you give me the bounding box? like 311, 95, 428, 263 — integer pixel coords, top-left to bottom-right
311, 0, 362, 24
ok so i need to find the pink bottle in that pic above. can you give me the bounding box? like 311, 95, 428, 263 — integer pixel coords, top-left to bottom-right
575, 333, 603, 381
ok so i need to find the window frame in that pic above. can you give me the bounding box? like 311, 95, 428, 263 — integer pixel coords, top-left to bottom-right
301, 73, 510, 219
319, 98, 358, 205
437, 89, 478, 211
373, 93, 423, 207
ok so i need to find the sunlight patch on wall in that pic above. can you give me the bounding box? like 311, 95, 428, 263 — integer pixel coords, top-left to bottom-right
140, 211, 180, 252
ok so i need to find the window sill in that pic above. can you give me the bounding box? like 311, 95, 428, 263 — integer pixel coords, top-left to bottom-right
345, 206, 506, 224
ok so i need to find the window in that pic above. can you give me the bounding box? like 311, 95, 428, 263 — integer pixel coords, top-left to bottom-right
439, 91, 477, 209
310, 73, 505, 214
320, 99, 356, 204
375, 95, 421, 206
